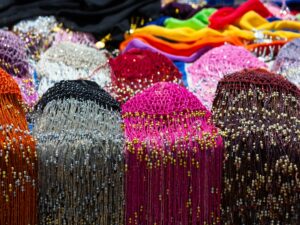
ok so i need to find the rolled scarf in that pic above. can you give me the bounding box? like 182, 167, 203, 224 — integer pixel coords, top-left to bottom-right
212, 68, 300, 225
127, 25, 254, 43
120, 33, 243, 57
36, 41, 112, 96
164, 8, 216, 30
0, 30, 38, 108
188, 44, 267, 110
129, 10, 300, 44
109, 48, 182, 102
122, 82, 223, 225
272, 38, 300, 88
209, 0, 271, 30
0, 68, 37, 225
33, 80, 124, 225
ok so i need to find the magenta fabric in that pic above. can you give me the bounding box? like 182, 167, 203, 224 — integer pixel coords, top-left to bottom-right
188, 44, 267, 110
122, 82, 223, 225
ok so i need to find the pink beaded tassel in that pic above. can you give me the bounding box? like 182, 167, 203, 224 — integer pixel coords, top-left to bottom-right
122, 82, 223, 225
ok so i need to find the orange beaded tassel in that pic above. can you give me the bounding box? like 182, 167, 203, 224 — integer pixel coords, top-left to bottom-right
0, 68, 37, 225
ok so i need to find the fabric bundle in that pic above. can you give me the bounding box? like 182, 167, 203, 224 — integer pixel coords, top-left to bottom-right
212, 68, 300, 224
272, 38, 300, 88
0, 68, 37, 225
36, 42, 112, 96
109, 48, 182, 102
0, 0, 161, 47
188, 44, 267, 110
122, 82, 223, 225
0, 30, 38, 107
33, 80, 124, 225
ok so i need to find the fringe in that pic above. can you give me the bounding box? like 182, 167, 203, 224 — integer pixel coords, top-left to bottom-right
124, 111, 223, 225
33, 99, 124, 225
0, 94, 37, 225
213, 81, 300, 224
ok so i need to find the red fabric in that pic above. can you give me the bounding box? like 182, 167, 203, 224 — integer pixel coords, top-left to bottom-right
209, 0, 272, 30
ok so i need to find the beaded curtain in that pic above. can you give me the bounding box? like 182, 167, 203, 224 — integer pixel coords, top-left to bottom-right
109, 48, 182, 102
122, 82, 223, 225
33, 80, 124, 225
212, 68, 300, 225
0, 68, 37, 225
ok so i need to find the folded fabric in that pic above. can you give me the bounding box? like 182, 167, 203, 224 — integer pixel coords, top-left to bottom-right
209, 0, 271, 29
146, 16, 169, 26
121, 33, 244, 56
123, 38, 211, 62
130, 25, 254, 42
132, 11, 300, 45
236, 11, 300, 32
0, 0, 161, 47
164, 8, 216, 30
161, 2, 202, 19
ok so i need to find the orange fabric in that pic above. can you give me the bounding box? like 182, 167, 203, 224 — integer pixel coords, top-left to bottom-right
120, 33, 244, 56
0, 68, 37, 225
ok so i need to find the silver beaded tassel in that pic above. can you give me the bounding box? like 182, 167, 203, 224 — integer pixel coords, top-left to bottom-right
33, 98, 124, 225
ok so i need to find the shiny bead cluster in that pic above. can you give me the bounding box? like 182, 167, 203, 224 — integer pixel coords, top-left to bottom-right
0, 30, 29, 77
272, 38, 300, 88
212, 69, 300, 225
188, 44, 266, 110
13, 16, 59, 61
123, 82, 223, 225
109, 48, 182, 102
36, 42, 111, 96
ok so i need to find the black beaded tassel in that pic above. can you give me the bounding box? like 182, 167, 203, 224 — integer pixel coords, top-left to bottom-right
33, 80, 124, 225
